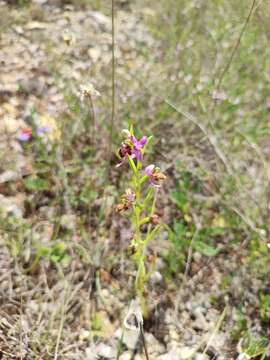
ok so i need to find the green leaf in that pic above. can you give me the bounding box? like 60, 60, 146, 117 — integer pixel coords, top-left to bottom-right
139, 217, 150, 226
144, 186, 154, 206
140, 175, 149, 186
171, 189, 188, 211
194, 241, 220, 257
23, 177, 50, 191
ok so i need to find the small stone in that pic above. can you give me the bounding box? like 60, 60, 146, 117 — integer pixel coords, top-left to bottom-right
0, 170, 20, 183
79, 329, 90, 341
193, 306, 207, 317
145, 332, 165, 354
195, 354, 209, 360
119, 352, 131, 360
92, 343, 115, 359
85, 347, 97, 360
115, 327, 139, 350
134, 355, 145, 360
149, 271, 163, 285
60, 214, 76, 230
179, 347, 195, 359
212, 332, 227, 349
157, 347, 182, 360
0, 194, 24, 218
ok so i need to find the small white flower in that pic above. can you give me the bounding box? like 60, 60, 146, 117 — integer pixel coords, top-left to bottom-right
80, 83, 100, 99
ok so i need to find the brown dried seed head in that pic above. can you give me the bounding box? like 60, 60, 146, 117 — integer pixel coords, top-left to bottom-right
115, 203, 129, 213
150, 214, 160, 225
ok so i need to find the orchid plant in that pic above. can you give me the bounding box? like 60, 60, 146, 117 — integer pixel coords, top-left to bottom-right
116, 126, 166, 315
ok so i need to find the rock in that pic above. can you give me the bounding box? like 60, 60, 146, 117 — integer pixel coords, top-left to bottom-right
88, 11, 111, 29
79, 329, 90, 341
85, 347, 98, 360
193, 316, 209, 331
149, 271, 163, 285
119, 352, 131, 360
0, 194, 25, 218
157, 347, 182, 360
134, 355, 145, 360
0, 170, 20, 183
212, 332, 227, 349
195, 354, 209, 360
90, 343, 115, 359
193, 306, 207, 317
179, 347, 195, 359
115, 327, 139, 350
192, 306, 209, 331
145, 332, 165, 354
60, 214, 77, 231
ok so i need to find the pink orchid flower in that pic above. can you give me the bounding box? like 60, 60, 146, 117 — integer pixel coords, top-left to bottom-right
145, 164, 166, 187
130, 135, 147, 162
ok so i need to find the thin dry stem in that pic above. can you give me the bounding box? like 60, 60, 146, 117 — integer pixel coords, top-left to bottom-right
109, 0, 116, 156
216, 0, 257, 91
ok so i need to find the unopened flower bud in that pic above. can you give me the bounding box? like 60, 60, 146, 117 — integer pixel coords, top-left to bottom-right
121, 129, 131, 138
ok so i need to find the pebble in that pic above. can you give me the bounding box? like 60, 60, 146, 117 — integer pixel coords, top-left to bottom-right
150, 271, 163, 285
179, 346, 196, 359
0, 170, 20, 183
145, 332, 165, 354
0, 194, 24, 218
195, 354, 209, 360
157, 347, 182, 360
119, 352, 131, 360
91, 343, 115, 359
115, 327, 139, 350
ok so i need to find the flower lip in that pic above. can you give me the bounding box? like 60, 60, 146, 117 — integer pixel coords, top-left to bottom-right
119, 142, 132, 158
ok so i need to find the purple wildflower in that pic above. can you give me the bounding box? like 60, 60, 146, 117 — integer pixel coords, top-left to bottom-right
130, 135, 147, 162
37, 125, 50, 137
17, 128, 32, 142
